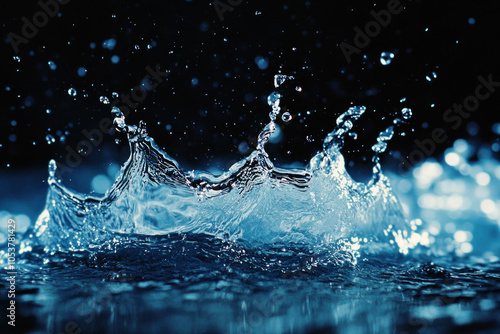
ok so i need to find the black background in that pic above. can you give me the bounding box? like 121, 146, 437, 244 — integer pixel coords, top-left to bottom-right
1, 0, 499, 194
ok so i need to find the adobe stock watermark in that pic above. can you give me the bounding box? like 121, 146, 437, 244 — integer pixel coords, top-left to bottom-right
8, 0, 71, 54
6, 218, 17, 327
339, 0, 413, 64
55, 64, 170, 177
212, 0, 243, 22
398, 74, 499, 173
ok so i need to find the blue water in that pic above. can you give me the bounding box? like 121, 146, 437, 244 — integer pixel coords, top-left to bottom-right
2, 75, 500, 333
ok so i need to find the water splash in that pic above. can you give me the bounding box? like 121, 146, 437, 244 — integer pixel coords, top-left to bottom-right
21, 76, 423, 266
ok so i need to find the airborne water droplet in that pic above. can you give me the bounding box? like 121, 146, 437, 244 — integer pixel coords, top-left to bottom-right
48, 61, 57, 70
68, 88, 77, 97
267, 91, 281, 107
45, 134, 56, 144
380, 52, 394, 65
100, 96, 110, 104
274, 74, 294, 88
111, 106, 122, 116
282, 112, 292, 122
401, 108, 412, 120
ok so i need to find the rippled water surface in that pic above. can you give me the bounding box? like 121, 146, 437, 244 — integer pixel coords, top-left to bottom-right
8, 242, 500, 334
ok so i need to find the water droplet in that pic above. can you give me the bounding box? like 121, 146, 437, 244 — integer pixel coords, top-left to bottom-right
111, 106, 122, 116
115, 139, 121, 145
135, 45, 140, 50
48, 61, 57, 70
67, 88, 77, 97
282, 112, 292, 122
267, 91, 281, 107
295, 86, 302, 92
372, 126, 394, 154
274, 74, 294, 88
13, 56, 20, 62
255, 11, 262, 15
46, 134, 56, 144
46, 109, 52, 114
380, 52, 394, 65
112, 106, 125, 129
99, 96, 110, 104
112, 92, 119, 99
400, 97, 406, 103
348, 132, 358, 140
401, 108, 412, 120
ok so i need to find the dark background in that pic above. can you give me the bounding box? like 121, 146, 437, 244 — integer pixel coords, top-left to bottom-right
1, 0, 499, 201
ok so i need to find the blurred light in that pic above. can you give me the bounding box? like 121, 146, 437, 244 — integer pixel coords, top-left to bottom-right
428, 221, 441, 236
77, 67, 87, 77
453, 139, 469, 154
492, 123, 500, 135
460, 242, 473, 253
255, 56, 269, 70
480, 199, 496, 214
413, 162, 442, 189
102, 38, 117, 50
91, 174, 112, 194
238, 142, 250, 154
454, 230, 467, 242
445, 152, 460, 166
15, 214, 31, 233
475, 172, 490, 186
